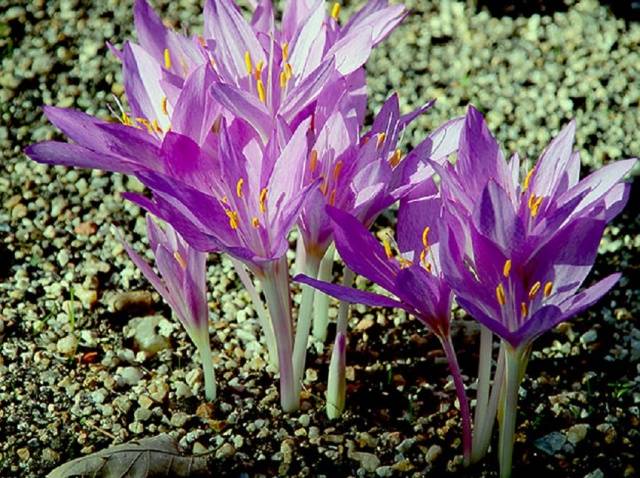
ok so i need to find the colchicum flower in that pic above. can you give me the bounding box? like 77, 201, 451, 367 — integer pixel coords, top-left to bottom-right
25, 0, 410, 413
437, 106, 636, 477
295, 200, 473, 463
122, 216, 216, 401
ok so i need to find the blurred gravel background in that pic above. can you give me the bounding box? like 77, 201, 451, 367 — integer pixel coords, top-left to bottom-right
0, 1, 638, 477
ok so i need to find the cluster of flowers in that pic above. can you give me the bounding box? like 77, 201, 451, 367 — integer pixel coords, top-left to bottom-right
26, 1, 635, 476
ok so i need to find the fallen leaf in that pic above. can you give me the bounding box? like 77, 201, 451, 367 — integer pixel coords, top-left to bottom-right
47, 434, 210, 478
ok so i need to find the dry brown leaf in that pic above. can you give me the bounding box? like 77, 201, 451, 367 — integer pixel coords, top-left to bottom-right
46, 434, 210, 478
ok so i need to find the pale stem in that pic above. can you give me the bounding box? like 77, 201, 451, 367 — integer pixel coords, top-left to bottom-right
498, 344, 528, 478
326, 331, 347, 419
259, 259, 298, 412
312, 245, 335, 341
293, 231, 306, 276
472, 325, 493, 462
230, 258, 278, 370
292, 253, 322, 395
325, 266, 355, 419
196, 331, 217, 402
473, 343, 506, 462
440, 334, 472, 466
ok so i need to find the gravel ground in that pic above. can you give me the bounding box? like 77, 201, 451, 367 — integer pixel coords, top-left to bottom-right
1, 1, 638, 477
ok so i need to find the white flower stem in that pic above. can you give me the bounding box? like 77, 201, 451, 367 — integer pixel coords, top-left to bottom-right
196, 331, 217, 402
471, 325, 493, 462
312, 245, 335, 341
498, 344, 528, 478
292, 253, 321, 395
325, 266, 355, 419
231, 258, 278, 370
259, 258, 298, 412
474, 343, 505, 462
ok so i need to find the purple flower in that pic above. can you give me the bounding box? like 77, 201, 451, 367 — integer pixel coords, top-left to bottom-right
122, 215, 217, 401
295, 199, 473, 462
436, 106, 636, 477
438, 106, 636, 348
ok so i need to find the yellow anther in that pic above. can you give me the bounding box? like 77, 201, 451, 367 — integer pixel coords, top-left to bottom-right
173, 251, 187, 269
152, 119, 162, 133
543, 281, 553, 297
389, 149, 402, 168
329, 189, 337, 206
259, 188, 268, 213
503, 259, 512, 278
520, 301, 528, 318
251, 217, 260, 228
333, 160, 344, 180
279, 71, 288, 89
382, 237, 393, 259
254, 60, 264, 81
211, 116, 222, 134
376, 132, 386, 149
419, 248, 428, 265
221, 195, 229, 205
163, 48, 172, 69
522, 167, 535, 191
257, 79, 266, 103
136, 117, 153, 133
284, 63, 293, 80
319, 180, 328, 196
121, 111, 133, 126
528, 281, 541, 300
244, 51, 252, 75
236, 177, 244, 198
282, 42, 289, 61
425, 261, 432, 273
225, 210, 239, 230
309, 149, 318, 173
331, 2, 341, 19
161, 96, 169, 116
398, 257, 413, 269
496, 283, 506, 306
528, 194, 543, 217
421, 226, 430, 249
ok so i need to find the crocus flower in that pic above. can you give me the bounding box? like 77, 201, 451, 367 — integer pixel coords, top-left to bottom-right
122, 215, 216, 401
295, 200, 473, 463
437, 106, 636, 478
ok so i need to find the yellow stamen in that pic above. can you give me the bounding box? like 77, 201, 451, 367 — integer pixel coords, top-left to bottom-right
389, 149, 402, 168
251, 217, 260, 228
376, 132, 386, 149
331, 2, 341, 19
236, 178, 244, 198
543, 281, 553, 297
425, 261, 432, 273
152, 119, 162, 133
520, 301, 528, 318
225, 210, 239, 230
211, 116, 222, 134
282, 42, 289, 61
309, 149, 318, 173
398, 257, 413, 269
496, 283, 506, 306
333, 160, 344, 180
173, 251, 187, 269
254, 60, 264, 81
503, 259, 512, 278
221, 195, 229, 205
523, 167, 535, 191
284, 63, 293, 80
161, 96, 169, 116
528, 194, 543, 217
257, 79, 266, 103
136, 117, 153, 133
421, 226, 430, 249
319, 180, 328, 196
121, 111, 133, 126
329, 189, 336, 206
279, 71, 288, 88
163, 48, 171, 69
382, 237, 393, 259
259, 188, 268, 213
419, 248, 429, 267
244, 51, 252, 75
528, 281, 541, 300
